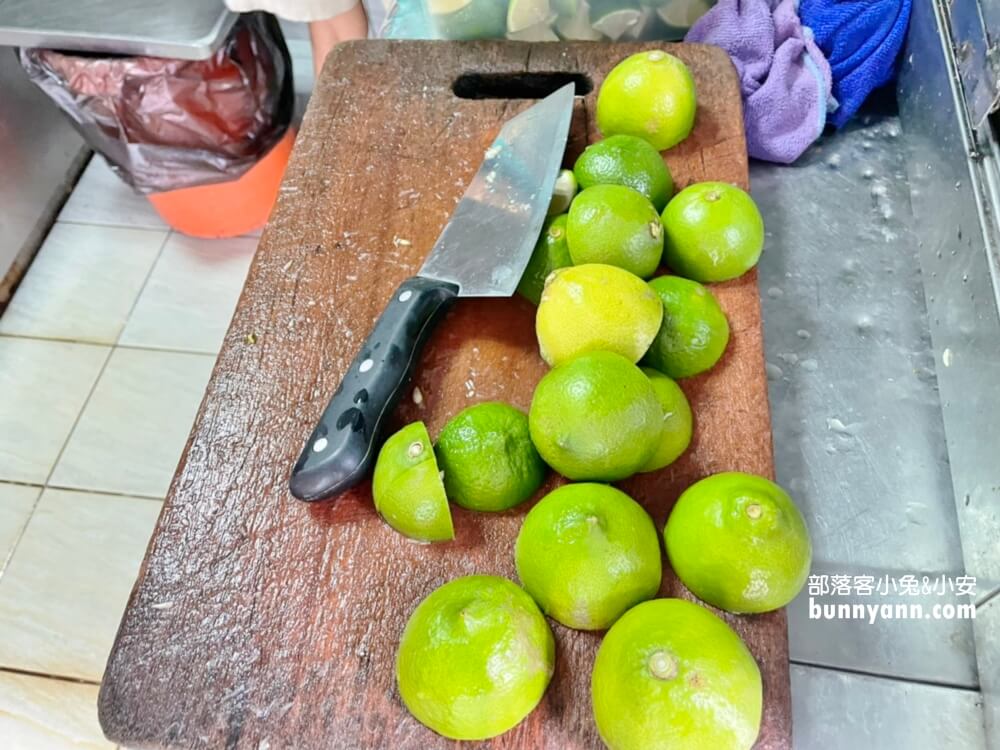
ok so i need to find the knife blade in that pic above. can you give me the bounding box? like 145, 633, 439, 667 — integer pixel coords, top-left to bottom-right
290, 83, 576, 501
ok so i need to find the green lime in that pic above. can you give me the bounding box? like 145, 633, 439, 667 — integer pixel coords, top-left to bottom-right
529, 351, 662, 481
639, 368, 692, 472
597, 50, 697, 151
574, 135, 675, 211
665, 472, 812, 613
435, 402, 546, 512
548, 169, 578, 216
536, 263, 662, 366
518, 214, 572, 306
592, 598, 762, 750
429, 0, 508, 39
661, 182, 765, 282
396, 575, 555, 740
642, 275, 730, 378
566, 185, 664, 278
372, 422, 454, 542
515, 483, 662, 630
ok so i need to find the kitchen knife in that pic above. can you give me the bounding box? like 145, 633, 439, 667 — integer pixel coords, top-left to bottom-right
290, 83, 576, 501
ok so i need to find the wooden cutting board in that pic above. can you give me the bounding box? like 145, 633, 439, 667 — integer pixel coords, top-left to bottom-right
100, 41, 790, 750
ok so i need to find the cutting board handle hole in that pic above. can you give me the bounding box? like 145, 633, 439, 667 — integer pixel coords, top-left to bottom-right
452, 72, 592, 100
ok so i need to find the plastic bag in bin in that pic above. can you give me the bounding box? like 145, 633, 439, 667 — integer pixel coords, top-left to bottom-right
19, 12, 293, 194
382, 0, 716, 41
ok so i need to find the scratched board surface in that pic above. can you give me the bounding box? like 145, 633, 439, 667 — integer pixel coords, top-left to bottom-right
100, 41, 790, 749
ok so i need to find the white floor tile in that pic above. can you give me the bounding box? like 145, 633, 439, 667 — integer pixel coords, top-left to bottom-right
0, 338, 109, 485
50, 348, 214, 497
0, 224, 166, 344
0, 671, 112, 750
120, 233, 256, 354
0, 489, 160, 682
58, 158, 167, 231
0, 483, 39, 572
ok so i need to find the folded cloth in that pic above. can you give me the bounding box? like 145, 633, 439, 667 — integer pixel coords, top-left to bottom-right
799, 0, 911, 127
687, 0, 834, 164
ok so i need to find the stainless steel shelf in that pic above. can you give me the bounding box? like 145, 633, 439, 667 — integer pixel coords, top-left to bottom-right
0, 0, 237, 59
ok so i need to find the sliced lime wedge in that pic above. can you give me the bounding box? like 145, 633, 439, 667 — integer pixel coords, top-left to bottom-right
508, 0, 554, 32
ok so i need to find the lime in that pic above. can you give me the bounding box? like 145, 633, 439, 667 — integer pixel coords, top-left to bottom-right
429, 0, 508, 39
536, 264, 662, 366
508, 0, 553, 32
665, 472, 812, 613
574, 135, 674, 210
590, 2, 643, 40
566, 185, 663, 278
517, 214, 572, 305
507, 19, 560, 41
597, 50, 697, 151
515, 483, 662, 630
639, 368, 693, 472
435, 402, 547, 512
661, 182, 765, 282
592, 598, 762, 750
642, 275, 730, 378
555, 1, 603, 39
372, 422, 454, 542
657, 0, 714, 34
396, 575, 555, 740
529, 351, 662, 481
548, 169, 578, 216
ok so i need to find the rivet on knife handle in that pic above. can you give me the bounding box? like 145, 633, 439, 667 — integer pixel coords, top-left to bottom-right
289, 276, 458, 501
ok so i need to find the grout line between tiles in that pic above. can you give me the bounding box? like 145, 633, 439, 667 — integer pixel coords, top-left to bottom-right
56, 219, 170, 234
0, 332, 112, 350
114, 230, 173, 349
0, 332, 219, 359
42, 484, 165, 503
0, 665, 101, 687
789, 658, 982, 693
0, 346, 114, 580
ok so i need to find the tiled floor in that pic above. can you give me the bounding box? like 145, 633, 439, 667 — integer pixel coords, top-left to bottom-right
0, 157, 257, 747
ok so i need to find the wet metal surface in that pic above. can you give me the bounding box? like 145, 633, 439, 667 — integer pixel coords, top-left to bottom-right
751, 110, 986, 697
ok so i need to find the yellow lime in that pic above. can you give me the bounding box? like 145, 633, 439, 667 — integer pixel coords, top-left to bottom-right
435, 401, 547, 512
396, 575, 555, 740
643, 275, 730, 378
372, 421, 454, 542
665, 472, 812, 613
661, 181, 765, 282
592, 598, 763, 750
515, 483, 662, 630
566, 185, 664, 278
528, 351, 662, 481
536, 263, 663, 366
517, 214, 572, 306
574, 134, 675, 210
596, 50, 697, 151
639, 368, 693, 472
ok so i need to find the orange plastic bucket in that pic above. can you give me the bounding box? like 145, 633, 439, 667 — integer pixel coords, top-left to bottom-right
147, 128, 296, 238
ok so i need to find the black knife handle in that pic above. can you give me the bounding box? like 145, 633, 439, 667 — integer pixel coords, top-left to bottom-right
289, 276, 459, 501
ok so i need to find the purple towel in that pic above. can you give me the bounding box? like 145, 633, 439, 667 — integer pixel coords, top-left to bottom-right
687, 0, 834, 164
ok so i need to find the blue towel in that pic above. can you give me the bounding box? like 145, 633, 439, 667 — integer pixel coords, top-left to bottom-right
799, 0, 912, 127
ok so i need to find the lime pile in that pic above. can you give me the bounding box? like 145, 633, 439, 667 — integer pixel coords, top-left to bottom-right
380, 49, 807, 749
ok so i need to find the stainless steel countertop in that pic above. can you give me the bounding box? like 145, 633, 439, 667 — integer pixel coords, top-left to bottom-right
0, 0, 237, 59
752, 113, 994, 749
